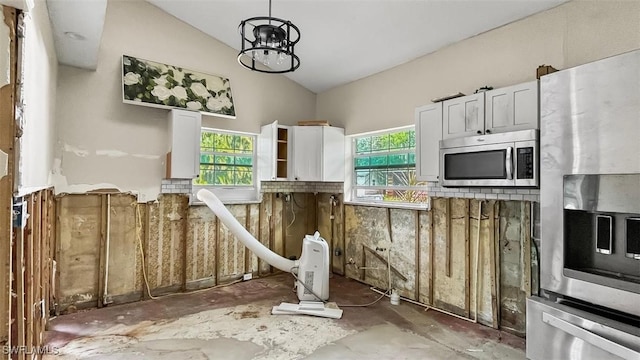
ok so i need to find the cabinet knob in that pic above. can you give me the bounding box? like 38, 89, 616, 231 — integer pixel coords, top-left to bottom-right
295, 177, 299, 181
486, 129, 492, 134
476, 130, 482, 135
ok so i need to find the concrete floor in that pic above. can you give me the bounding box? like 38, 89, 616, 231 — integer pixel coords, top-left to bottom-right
45, 274, 525, 359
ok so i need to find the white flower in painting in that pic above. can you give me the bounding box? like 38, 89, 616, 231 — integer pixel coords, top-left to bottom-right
186, 101, 202, 110
171, 86, 188, 100
191, 82, 211, 98
206, 96, 232, 111
123, 57, 131, 66
154, 75, 168, 87
206, 76, 224, 92
151, 85, 172, 101
123, 72, 141, 85
173, 69, 185, 85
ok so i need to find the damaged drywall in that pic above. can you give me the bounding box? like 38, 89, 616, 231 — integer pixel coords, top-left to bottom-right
344, 199, 531, 334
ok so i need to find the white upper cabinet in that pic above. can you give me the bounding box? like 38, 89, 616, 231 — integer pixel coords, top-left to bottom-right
415, 102, 442, 182
442, 92, 485, 139
259, 123, 345, 182
485, 80, 538, 134
441, 80, 539, 140
258, 121, 291, 181
166, 109, 201, 179
292, 126, 345, 182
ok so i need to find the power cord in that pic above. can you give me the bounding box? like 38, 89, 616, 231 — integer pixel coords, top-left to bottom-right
288, 247, 394, 308
290, 266, 326, 303
338, 246, 393, 307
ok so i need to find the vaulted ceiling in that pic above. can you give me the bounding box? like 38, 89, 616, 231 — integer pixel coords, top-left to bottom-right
46, 0, 568, 93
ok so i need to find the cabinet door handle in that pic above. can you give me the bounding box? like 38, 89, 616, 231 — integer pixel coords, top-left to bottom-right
476, 130, 482, 135
486, 129, 492, 134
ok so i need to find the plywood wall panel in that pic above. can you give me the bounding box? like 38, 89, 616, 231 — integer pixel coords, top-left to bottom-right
146, 194, 188, 294
498, 201, 529, 335
432, 198, 467, 316
388, 208, 416, 300
105, 194, 142, 303
344, 206, 416, 297
284, 193, 315, 259
185, 205, 217, 288
57, 195, 102, 308
217, 205, 247, 282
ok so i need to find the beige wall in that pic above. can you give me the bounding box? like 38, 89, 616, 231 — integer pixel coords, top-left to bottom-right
317, 0, 640, 135
53, 0, 316, 201
16, 0, 58, 195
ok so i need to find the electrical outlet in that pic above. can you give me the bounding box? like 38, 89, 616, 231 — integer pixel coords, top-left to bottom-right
243, 273, 252, 281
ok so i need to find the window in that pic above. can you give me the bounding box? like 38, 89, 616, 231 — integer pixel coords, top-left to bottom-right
351, 127, 428, 205
193, 128, 258, 202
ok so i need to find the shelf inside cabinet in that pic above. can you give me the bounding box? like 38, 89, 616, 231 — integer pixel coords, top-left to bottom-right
276, 127, 289, 178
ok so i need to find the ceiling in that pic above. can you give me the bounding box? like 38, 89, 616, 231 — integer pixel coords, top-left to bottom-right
47, 0, 568, 93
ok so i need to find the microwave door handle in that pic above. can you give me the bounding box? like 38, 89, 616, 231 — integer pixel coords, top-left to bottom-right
506, 147, 513, 180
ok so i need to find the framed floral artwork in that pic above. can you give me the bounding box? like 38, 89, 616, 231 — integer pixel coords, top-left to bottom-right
122, 55, 235, 118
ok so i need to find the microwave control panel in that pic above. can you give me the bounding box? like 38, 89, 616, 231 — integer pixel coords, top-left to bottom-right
517, 147, 534, 179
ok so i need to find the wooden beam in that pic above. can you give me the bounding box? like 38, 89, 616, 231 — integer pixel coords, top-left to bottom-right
14, 198, 25, 360
25, 196, 34, 356
244, 204, 251, 275
32, 192, 42, 347
464, 199, 470, 319
429, 209, 434, 306
97, 195, 107, 308
445, 198, 451, 277
143, 203, 151, 299
490, 201, 499, 329
522, 202, 532, 297
0, 6, 18, 347
414, 210, 420, 302
214, 217, 220, 286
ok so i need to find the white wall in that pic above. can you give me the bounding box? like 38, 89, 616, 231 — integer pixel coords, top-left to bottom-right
15, 0, 58, 195
316, 0, 640, 135
54, 0, 316, 202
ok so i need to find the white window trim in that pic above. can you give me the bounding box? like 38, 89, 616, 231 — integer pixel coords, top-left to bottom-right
192, 127, 260, 204
346, 125, 429, 209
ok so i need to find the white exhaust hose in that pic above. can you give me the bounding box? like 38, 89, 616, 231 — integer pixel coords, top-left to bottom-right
196, 189, 330, 301
197, 189, 297, 273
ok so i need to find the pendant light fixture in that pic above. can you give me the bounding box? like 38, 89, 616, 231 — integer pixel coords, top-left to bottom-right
238, 0, 300, 73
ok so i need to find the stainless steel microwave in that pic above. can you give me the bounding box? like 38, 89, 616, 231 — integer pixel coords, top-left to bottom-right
439, 129, 538, 187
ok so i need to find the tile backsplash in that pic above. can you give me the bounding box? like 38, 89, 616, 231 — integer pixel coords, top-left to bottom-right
426, 182, 539, 202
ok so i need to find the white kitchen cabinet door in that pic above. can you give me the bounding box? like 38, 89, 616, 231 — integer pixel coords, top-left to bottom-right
321, 126, 345, 182
442, 92, 485, 139
415, 103, 442, 182
485, 80, 538, 134
292, 126, 322, 181
167, 109, 201, 179
291, 126, 345, 182
258, 121, 291, 181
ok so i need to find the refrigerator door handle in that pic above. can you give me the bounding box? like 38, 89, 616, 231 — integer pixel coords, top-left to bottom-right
542, 312, 640, 360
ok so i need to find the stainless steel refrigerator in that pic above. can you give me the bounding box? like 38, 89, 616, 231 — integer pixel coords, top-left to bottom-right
527, 50, 640, 359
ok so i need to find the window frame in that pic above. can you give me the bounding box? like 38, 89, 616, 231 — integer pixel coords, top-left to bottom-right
192, 127, 260, 204
346, 125, 429, 209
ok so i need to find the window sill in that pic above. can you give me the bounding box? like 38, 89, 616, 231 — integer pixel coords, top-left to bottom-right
344, 200, 430, 211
